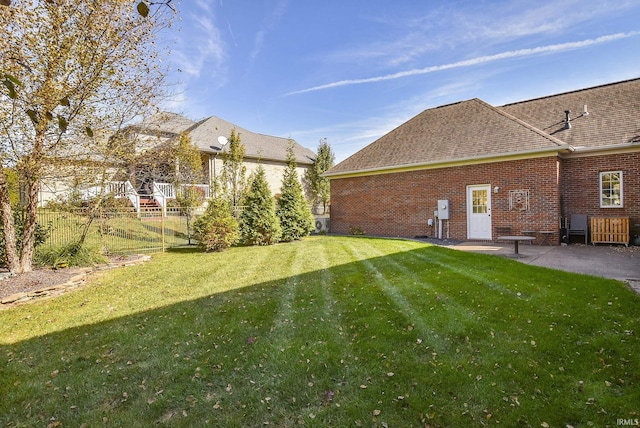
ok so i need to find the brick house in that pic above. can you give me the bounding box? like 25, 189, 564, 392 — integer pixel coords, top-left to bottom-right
325, 78, 640, 245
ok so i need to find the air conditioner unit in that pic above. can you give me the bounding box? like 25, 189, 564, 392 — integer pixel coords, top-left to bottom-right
314, 217, 330, 233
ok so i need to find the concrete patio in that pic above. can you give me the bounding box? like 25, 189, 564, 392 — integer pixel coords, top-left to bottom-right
446, 241, 640, 293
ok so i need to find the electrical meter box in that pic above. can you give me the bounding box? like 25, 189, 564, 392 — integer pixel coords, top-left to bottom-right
437, 199, 450, 220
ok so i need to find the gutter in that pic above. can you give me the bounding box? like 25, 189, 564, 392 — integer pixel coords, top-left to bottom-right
560, 141, 640, 157
324, 145, 573, 179
201, 148, 314, 166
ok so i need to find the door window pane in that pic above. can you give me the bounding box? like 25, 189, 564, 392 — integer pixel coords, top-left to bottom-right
472, 189, 487, 214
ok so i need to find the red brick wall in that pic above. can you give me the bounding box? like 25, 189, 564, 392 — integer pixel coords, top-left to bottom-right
330, 157, 561, 241
561, 152, 640, 231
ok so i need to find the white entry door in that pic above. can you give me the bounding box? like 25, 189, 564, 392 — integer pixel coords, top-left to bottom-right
467, 185, 492, 239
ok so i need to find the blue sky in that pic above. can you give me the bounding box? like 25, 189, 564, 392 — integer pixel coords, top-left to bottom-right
161, 0, 640, 162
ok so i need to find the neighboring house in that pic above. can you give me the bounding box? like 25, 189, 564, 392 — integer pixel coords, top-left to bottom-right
183, 114, 315, 197
38, 111, 317, 211
37, 112, 197, 208
325, 78, 640, 244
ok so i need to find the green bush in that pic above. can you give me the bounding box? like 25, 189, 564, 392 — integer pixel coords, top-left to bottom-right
193, 197, 239, 252
0, 210, 50, 267
34, 241, 107, 268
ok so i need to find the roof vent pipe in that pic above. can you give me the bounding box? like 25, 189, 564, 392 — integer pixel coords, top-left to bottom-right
583, 104, 589, 116
564, 110, 571, 129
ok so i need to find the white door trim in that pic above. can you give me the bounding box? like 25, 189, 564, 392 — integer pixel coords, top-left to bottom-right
467, 184, 492, 240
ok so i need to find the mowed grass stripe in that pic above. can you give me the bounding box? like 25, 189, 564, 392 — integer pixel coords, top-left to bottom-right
327, 240, 492, 423
1, 236, 639, 427
339, 240, 498, 355
341, 240, 448, 347
266, 241, 350, 423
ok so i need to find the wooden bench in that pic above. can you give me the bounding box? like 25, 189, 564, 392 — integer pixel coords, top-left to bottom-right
590, 217, 629, 246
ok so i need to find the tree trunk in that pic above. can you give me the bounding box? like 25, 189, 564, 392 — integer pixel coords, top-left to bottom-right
17, 177, 41, 273
17, 133, 46, 274
0, 173, 20, 274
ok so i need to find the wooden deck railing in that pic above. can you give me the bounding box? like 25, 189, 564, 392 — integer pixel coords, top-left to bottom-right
590, 217, 629, 246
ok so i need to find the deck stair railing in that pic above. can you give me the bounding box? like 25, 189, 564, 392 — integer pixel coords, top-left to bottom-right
119, 181, 141, 215
179, 184, 210, 200
154, 182, 175, 199
152, 182, 170, 217
79, 180, 141, 215
152, 182, 210, 217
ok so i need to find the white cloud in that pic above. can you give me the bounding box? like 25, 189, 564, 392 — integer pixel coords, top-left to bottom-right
251, 0, 289, 59
315, 1, 637, 72
170, 2, 227, 81
287, 31, 640, 95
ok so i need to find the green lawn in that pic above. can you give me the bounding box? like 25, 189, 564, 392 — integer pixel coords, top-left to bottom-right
1, 236, 639, 427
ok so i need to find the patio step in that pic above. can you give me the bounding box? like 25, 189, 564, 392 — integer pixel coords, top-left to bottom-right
139, 198, 161, 210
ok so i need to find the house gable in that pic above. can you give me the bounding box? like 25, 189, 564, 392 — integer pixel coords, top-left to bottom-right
326, 98, 569, 178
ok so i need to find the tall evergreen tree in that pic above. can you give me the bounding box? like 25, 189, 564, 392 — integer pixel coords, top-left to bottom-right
305, 138, 335, 214
220, 129, 247, 214
239, 165, 281, 245
277, 141, 314, 242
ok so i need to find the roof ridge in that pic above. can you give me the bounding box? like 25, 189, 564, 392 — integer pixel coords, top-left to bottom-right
500, 77, 640, 108
191, 115, 298, 144
472, 98, 568, 148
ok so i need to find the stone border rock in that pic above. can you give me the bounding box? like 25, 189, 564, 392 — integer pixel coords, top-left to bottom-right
0, 255, 151, 309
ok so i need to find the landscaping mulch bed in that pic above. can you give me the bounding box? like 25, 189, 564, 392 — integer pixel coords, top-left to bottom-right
0, 254, 150, 306
0, 268, 85, 301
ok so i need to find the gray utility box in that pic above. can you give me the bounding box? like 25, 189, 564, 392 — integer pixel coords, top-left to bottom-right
437, 199, 450, 220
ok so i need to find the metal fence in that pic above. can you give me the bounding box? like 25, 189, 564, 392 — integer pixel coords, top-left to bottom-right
36, 207, 193, 255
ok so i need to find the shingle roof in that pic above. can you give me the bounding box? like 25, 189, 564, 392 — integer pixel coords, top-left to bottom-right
131, 112, 195, 136
186, 115, 315, 165
500, 78, 640, 149
327, 78, 640, 177
326, 98, 568, 176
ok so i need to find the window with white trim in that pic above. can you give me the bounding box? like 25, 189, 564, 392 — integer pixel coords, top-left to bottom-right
599, 171, 623, 208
